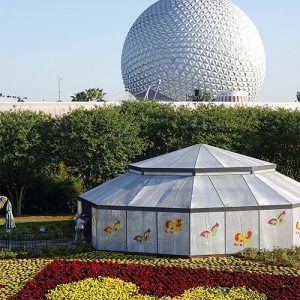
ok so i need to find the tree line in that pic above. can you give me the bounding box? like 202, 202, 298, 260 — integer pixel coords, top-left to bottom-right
0, 101, 299, 216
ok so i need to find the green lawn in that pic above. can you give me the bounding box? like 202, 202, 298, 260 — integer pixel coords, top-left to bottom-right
0, 215, 74, 224
0, 215, 75, 239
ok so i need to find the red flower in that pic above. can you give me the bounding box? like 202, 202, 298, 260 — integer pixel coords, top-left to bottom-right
8, 260, 300, 300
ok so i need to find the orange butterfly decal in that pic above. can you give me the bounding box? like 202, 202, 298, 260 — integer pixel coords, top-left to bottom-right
268, 211, 286, 226
104, 220, 121, 234
234, 229, 252, 246
134, 228, 151, 243
165, 217, 183, 234
296, 222, 300, 234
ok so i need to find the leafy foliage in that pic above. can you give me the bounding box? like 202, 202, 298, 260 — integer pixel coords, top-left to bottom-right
254, 106, 300, 181
23, 164, 84, 214
56, 105, 144, 189
240, 246, 300, 268
0, 103, 299, 215
71, 88, 105, 102
120, 101, 298, 183
0, 109, 56, 215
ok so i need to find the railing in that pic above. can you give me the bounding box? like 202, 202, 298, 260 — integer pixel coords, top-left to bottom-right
0, 230, 75, 249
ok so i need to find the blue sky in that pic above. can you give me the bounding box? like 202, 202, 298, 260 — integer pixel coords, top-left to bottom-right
0, 0, 299, 102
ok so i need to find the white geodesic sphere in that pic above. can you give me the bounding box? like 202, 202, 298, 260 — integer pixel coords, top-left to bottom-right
121, 0, 266, 101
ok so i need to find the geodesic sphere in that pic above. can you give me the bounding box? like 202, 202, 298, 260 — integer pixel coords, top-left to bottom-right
121, 0, 266, 101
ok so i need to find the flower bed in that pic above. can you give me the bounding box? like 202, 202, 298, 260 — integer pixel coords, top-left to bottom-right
0, 252, 299, 300
46, 277, 266, 300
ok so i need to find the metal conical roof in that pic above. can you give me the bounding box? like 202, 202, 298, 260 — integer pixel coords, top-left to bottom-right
79, 144, 300, 211
129, 144, 275, 175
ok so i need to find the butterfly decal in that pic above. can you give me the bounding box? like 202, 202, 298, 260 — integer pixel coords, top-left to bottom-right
165, 217, 183, 234
134, 228, 151, 243
234, 229, 252, 246
296, 222, 300, 234
200, 222, 219, 238
268, 211, 286, 226
104, 220, 121, 234
92, 212, 96, 226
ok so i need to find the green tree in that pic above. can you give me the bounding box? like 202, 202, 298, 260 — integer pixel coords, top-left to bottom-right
0, 109, 55, 215
188, 104, 261, 154
85, 88, 105, 101
202, 91, 212, 101
254, 107, 300, 181
56, 105, 144, 189
120, 101, 260, 160
120, 100, 183, 158
71, 91, 87, 102
23, 163, 84, 214
71, 88, 105, 102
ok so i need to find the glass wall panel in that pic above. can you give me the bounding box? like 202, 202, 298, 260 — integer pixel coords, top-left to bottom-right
260, 209, 293, 250
127, 211, 157, 253
190, 212, 225, 255
158, 212, 189, 255
226, 210, 259, 254
91, 207, 97, 248
96, 209, 126, 251
293, 207, 300, 246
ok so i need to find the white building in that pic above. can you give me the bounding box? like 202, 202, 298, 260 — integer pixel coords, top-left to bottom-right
78, 144, 300, 256
216, 91, 248, 102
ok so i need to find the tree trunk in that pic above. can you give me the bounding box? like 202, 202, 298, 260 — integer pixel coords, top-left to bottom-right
6, 185, 24, 216
7, 189, 15, 214
16, 187, 24, 216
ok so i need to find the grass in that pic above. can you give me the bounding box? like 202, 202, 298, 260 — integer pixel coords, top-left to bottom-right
0, 215, 74, 229
0, 215, 75, 240
0, 214, 74, 225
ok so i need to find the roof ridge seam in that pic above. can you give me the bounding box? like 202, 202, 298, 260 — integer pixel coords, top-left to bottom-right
205, 144, 226, 168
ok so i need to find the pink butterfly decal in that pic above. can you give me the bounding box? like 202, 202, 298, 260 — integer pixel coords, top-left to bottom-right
200, 222, 219, 238
134, 228, 151, 243
268, 211, 286, 226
